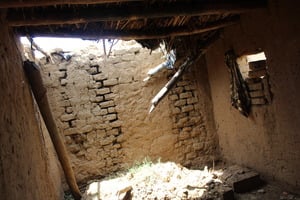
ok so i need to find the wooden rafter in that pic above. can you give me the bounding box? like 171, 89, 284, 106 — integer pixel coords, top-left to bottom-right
15, 17, 239, 40
7, 0, 267, 27
0, 0, 141, 8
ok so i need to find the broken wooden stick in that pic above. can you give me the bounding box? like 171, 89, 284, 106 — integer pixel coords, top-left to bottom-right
149, 31, 220, 113
26, 36, 52, 63
149, 58, 191, 113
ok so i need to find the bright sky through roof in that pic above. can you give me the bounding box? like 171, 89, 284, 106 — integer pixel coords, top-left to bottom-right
20, 37, 98, 52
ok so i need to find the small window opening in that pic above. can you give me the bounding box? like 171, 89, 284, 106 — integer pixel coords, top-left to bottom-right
237, 51, 272, 105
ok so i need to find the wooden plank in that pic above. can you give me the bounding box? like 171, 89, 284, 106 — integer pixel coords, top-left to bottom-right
250, 90, 264, 98
14, 17, 237, 39
248, 69, 267, 78
7, 0, 267, 26
249, 60, 266, 70
0, 0, 141, 8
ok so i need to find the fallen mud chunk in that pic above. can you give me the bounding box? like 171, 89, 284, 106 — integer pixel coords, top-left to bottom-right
220, 165, 262, 193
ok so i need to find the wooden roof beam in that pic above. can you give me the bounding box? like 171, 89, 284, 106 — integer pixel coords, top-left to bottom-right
15, 16, 239, 40
7, 0, 267, 27
0, 0, 141, 8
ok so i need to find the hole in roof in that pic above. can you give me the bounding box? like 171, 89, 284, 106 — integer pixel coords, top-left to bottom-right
19, 36, 145, 59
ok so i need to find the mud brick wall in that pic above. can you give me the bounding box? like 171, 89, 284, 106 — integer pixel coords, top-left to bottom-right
38, 41, 218, 182
169, 59, 218, 168
0, 20, 63, 199
205, 0, 300, 188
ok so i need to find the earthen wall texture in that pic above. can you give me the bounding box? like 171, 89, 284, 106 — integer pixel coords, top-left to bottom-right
40, 41, 218, 182
0, 20, 63, 199
205, 0, 300, 189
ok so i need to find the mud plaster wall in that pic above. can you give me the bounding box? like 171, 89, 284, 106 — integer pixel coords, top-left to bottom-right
0, 20, 63, 199
39, 41, 218, 182
205, 0, 300, 188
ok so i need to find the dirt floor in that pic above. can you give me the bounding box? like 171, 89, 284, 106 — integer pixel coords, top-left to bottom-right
63, 161, 300, 200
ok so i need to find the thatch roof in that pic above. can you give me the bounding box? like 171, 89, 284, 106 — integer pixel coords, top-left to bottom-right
2, 0, 267, 51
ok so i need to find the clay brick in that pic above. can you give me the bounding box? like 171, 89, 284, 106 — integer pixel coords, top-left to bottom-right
177, 81, 189, 86
108, 107, 116, 113
186, 152, 197, 159
96, 88, 110, 95
103, 79, 118, 86
177, 117, 188, 128
182, 105, 194, 112
172, 107, 181, 114
68, 144, 80, 153
174, 99, 187, 107
184, 85, 196, 91
100, 101, 115, 108
117, 135, 125, 143
182, 126, 192, 132
101, 135, 115, 146
173, 86, 184, 93
93, 73, 107, 81
99, 109, 108, 116
105, 93, 117, 101
179, 132, 190, 140
79, 125, 93, 134
248, 82, 263, 91
65, 107, 73, 114
104, 114, 117, 121
250, 90, 264, 98
169, 94, 179, 101
87, 131, 97, 141
91, 106, 101, 115
91, 96, 104, 103
180, 92, 193, 99
111, 120, 122, 128
107, 128, 119, 136
60, 79, 67, 86
105, 126, 113, 131
193, 143, 204, 150
187, 97, 198, 105
58, 71, 67, 78
88, 82, 102, 89
95, 123, 108, 130
251, 98, 266, 105
61, 113, 76, 122
64, 128, 78, 136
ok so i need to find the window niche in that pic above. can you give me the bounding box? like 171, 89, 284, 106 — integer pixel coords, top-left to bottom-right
236, 51, 272, 105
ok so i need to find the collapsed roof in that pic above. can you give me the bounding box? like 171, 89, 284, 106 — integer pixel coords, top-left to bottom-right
2, 0, 267, 51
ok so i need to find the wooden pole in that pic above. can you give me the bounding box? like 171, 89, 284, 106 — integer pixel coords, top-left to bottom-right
23, 61, 81, 200
149, 32, 219, 113
7, 1, 267, 26
0, 0, 142, 8
15, 17, 239, 40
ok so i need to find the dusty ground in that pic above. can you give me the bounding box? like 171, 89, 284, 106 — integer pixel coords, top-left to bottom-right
66, 162, 300, 200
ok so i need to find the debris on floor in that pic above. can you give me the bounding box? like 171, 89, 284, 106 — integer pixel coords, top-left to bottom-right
78, 162, 299, 200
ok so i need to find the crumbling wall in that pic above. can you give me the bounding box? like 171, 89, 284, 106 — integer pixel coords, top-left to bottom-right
205, 0, 300, 188
0, 20, 63, 199
40, 41, 218, 182
169, 58, 218, 167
